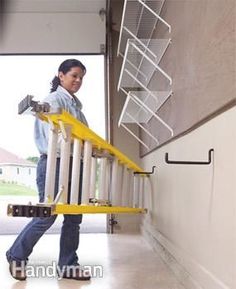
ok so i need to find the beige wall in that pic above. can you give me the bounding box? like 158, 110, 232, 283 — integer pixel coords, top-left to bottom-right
141, 0, 236, 154
109, 3, 140, 164
141, 106, 236, 289
109, 1, 142, 233
110, 0, 236, 287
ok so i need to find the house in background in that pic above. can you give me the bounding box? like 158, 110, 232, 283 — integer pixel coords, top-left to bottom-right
0, 147, 36, 190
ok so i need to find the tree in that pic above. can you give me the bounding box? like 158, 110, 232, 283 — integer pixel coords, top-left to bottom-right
26, 156, 39, 164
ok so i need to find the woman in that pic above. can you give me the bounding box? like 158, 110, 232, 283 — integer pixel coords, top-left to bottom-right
6, 59, 91, 281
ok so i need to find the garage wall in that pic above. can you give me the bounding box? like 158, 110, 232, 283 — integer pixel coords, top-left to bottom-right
110, 0, 236, 288
141, 106, 236, 289
140, 0, 236, 155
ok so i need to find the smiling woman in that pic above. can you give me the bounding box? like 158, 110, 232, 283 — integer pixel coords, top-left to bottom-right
56, 60, 86, 94
0, 55, 105, 159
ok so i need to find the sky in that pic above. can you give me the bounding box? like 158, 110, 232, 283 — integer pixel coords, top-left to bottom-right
0, 55, 105, 158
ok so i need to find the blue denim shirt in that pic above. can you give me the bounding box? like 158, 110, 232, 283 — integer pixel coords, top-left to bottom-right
34, 85, 88, 155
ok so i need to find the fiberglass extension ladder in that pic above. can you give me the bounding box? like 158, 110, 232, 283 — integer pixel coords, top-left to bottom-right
7, 96, 148, 218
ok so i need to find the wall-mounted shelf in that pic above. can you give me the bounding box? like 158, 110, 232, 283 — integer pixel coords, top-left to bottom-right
118, 38, 172, 92
117, 0, 170, 57
117, 0, 173, 150
118, 90, 173, 149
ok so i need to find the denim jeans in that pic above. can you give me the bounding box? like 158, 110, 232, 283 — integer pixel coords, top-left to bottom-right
6, 155, 83, 268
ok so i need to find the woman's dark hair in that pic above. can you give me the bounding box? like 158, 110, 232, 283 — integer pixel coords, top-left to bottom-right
50, 59, 86, 92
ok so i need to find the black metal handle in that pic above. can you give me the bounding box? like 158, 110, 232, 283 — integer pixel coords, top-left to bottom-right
165, 149, 214, 165
134, 166, 156, 175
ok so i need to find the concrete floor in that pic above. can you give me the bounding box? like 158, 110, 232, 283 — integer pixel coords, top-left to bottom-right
0, 233, 185, 289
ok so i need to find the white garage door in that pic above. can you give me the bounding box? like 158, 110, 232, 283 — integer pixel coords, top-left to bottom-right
0, 0, 106, 54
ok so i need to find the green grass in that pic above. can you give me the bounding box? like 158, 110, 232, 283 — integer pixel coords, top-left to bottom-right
0, 182, 37, 196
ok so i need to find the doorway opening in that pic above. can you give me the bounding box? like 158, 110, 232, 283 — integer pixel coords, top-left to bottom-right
0, 54, 107, 234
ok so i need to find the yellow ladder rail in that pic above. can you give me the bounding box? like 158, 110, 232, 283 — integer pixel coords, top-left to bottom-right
53, 204, 147, 215
38, 110, 144, 173
7, 203, 147, 217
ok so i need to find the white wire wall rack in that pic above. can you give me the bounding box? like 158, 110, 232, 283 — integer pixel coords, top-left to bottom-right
118, 90, 173, 150
117, 38, 172, 91
117, 0, 173, 149
117, 0, 170, 57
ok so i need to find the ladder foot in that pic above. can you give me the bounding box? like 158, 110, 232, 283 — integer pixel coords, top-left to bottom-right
7, 204, 52, 218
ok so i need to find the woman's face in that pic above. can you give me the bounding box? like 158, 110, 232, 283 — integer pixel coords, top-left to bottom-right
59, 66, 85, 95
